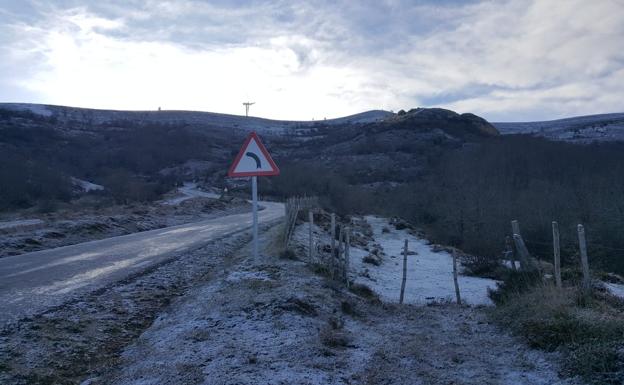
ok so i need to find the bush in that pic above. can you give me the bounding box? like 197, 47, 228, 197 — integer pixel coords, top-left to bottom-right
319, 326, 350, 348
488, 270, 543, 305
362, 254, 381, 266
489, 283, 624, 384
462, 254, 505, 280
349, 283, 378, 300
279, 248, 297, 260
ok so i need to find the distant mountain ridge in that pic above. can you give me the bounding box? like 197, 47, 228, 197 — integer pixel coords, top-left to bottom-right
5, 103, 624, 143
494, 112, 624, 143
0, 103, 394, 135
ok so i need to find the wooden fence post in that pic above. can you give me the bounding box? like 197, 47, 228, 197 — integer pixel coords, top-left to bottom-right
344, 227, 350, 288
283, 198, 290, 244
452, 251, 461, 305
330, 213, 336, 258
512, 234, 531, 270
552, 221, 562, 288
511, 220, 520, 237
505, 236, 516, 270
308, 210, 314, 260
399, 239, 408, 304
577, 224, 591, 292
511, 220, 529, 270
338, 225, 344, 280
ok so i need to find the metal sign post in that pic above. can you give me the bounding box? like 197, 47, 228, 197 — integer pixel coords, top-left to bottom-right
228, 132, 280, 261
251, 175, 258, 259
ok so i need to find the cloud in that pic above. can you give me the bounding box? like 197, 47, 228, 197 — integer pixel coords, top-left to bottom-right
0, 0, 623, 121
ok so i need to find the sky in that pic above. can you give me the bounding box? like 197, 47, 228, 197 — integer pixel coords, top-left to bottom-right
0, 0, 623, 122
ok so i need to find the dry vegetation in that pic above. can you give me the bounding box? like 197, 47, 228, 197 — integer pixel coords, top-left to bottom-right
489, 271, 624, 384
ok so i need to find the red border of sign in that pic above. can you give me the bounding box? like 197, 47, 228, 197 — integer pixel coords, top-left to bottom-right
228, 131, 280, 177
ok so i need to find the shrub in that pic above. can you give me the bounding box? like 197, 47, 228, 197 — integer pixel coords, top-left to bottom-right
320, 327, 350, 348
319, 318, 350, 348
309, 263, 331, 278
362, 254, 381, 266
349, 283, 378, 300
462, 254, 505, 280
340, 300, 359, 316
489, 283, 624, 384
488, 270, 543, 305
279, 248, 297, 260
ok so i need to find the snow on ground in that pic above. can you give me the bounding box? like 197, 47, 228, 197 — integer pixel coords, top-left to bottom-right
351, 216, 498, 305
0, 219, 44, 230
89, 223, 579, 385
163, 182, 220, 205
493, 112, 624, 143
71, 177, 104, 192
0, 212, 582, 384
0, 103, 53, 116
606, 282, 624, 299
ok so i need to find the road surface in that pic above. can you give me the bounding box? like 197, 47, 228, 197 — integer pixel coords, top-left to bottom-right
0, 200, 283, 326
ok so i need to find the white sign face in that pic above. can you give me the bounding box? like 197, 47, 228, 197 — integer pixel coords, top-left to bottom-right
228, 132, 280, 177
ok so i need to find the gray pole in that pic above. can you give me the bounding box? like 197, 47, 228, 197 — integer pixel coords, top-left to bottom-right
577, 224, 590, 293
399, 239, 408, 304
330, 213, 336, 258
452, 251, 461, 305
552, 221, 562, 288
252, 176, 258, 260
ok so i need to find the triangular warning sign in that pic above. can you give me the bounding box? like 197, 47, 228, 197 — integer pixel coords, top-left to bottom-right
228, 132, 280, 177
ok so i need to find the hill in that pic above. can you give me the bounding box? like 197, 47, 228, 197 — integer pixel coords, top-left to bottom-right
493, 112, 624, 143
0, 103, 393, 136
0, 103, 498, 209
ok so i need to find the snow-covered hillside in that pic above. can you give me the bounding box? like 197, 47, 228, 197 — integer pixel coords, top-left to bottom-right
494, 113, 624, 143
0, 103, 393, 135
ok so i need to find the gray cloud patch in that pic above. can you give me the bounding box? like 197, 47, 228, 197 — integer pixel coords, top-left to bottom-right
1, 0, 623, 120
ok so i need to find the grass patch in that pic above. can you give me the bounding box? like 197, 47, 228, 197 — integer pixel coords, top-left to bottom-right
349, 283, 379, 301
489, 272, 624, 384
279, 248, 297, 260
319, 318, 350, 348
362, 254, 381, 266
279, 297, 319, 317
340, 300, 359, 317
462, 254, 507, 280
309, 263, 332, 278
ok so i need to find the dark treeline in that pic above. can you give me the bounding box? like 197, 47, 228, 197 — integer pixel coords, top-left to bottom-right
267, 135, 624, 274
0, 150, 73, 210
0, 117, 224, 209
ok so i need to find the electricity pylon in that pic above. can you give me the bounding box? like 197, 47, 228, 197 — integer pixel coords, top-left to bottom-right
243, 102, 255, 117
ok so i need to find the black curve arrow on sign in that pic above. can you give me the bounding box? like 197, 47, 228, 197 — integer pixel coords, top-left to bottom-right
245, 152, 262, 169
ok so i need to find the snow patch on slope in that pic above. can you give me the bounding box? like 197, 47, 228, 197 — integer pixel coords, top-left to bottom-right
71, 177, 104, 192
162, 182, 219, 205
494, 112, 624, 142
0, 103, 53, 117
351, 216, 497, 305
606, 282, 624, 300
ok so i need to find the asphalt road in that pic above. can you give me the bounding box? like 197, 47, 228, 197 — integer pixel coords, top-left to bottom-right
0, 201, 283, 326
